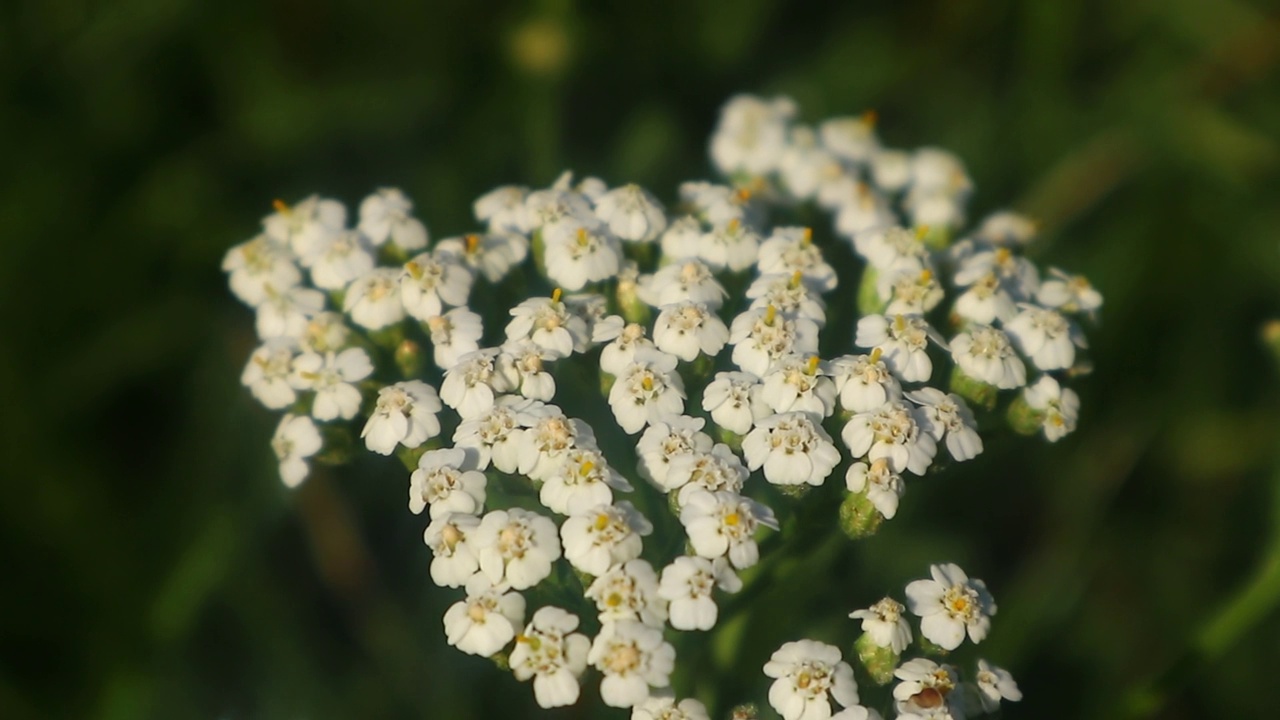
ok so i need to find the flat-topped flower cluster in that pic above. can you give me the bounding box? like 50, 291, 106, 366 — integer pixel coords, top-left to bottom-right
224, 93, 1097, 717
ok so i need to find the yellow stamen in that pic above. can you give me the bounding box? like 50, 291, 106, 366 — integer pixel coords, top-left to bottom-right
806, 356, 820, 374
734, 187, 752, 203
594, 513, 610, 531
914, 225, 931, 240
405, 261, 423, 280
789, 270, 803, 289
465, 234, 480, 253
861, 109, 878, 127
892, 314, 906, 333
996, 247, 1012, 265
727, 218, 741, 233
272, 198, 290, 215
551, 288, 562, 303
801, 227, 813, 246
724, 512, 740, 527
764, 304, 777, 326
579, 461, 595, 477
869, 347, 883, 363
576, 227, 589, 246
919, 269, 933, 283
641, 376, 654, 392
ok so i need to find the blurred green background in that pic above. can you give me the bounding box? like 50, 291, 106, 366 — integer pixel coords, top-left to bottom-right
3, 0, 1280, 718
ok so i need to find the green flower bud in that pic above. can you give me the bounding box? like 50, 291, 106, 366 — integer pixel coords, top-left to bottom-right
857, 267, 886, 315
394, 339, 424, 378
949, 366, 998, 411
729, 703, 761, 720
1006, 392, 1044, 436
839, 490, 884, 539
855, 631, 900, 685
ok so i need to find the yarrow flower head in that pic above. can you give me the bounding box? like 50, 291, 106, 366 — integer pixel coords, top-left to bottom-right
226, 92, 1101, 716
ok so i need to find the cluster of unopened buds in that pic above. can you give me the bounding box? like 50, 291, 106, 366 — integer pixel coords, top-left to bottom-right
224, 93, 1101, 718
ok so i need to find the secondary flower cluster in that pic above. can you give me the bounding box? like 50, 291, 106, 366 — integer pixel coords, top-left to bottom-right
224, 93, 1096, 716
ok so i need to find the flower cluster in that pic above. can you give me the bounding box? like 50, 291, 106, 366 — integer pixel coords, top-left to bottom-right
224, 93, 1097, 715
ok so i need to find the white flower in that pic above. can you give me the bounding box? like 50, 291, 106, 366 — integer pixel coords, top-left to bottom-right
911, 147, 972, 195
357, 188, 428, 250
517, 406, 598, 481
679, 489, 778, 569
636, 416, 714, 490
854, 226, 928, 275
543, 218, 623, 291
425, 307, 484, 370
590, 620, 677, 708
760, 355, 837, 418
849, 597, 912, 654
639, 260, 727, 310
949, 324, 1026, 389
597, 320, 658, 376
854, 314, 945, 383
742, 412, 841, 486
747, 272, 828, 326
669, 444, 750, 504
608, 350, 686, 435
841, 402, 937, 476
710, 94, 795, 177
730, 305, 820, 377
585, 559, 668, 627
400, 251, 474, 321
699, 219, 761, 272
442, 574, 525, 657
361, 380, 443, 455
758, 227, 837, 292
680, 181, 762, 229
223, 234, 301, 307
498, 340, 558, 401
453, 395, 541, 472
540, 446, 633, 516
653, 301, 729, 361
474, 185, 528, 234
828, 351, 902, 414
423, 513, 482, 588
1036, 267, 1103, 316
701, 371, 769, 435
262, 195, 346, 264
272, 414, 322, 488
870, 148, 912, 192
435, 232, 530, 283
973, 659, 1022, 712
343, 268, 405, 330
300, 312, 351, 353
241, 339, 300, 409
658, 215, 705, 260
441, 348, 512, 419
632, 693, 712, 720
522, 182, 594, 230
905, 563, 997, 650
1023, 375, 1079, 441
834, 183, 896, 239
595, 184, 667, 242
820, 113, 880, 163
893, 658, 962, 719
952, 269, 1018, 325
1004, 305, 1084, 371
290, 347, 373, 421
953, 246, 1039, 302
845, 460, 905, 520
473, 508, 562, 590
255, 286, 325, 340
309, 230, 376, 292
657, 556, 741, 631
506, 294, 589, 358
881, 268, 944, 316
561, 502, 653, 577
779, 125, 841, 201
509, 606, 591, 709
763, 639, 859, 720
974, 210, 1037, 246
409, 448, 486, 519
906, 388, 982, 462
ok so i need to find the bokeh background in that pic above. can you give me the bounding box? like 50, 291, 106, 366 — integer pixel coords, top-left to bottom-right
4, 0, 1280, 718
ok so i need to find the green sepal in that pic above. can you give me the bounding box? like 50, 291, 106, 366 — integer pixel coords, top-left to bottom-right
839, 490, 884, 539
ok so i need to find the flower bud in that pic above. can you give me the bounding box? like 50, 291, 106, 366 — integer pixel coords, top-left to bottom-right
394, 339, 424, 378
1006, 393, 1044, 436
949, 366, 998, 411
855, 631, 899, 685
839, 490, 884, 539
857, 267, 886, 315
